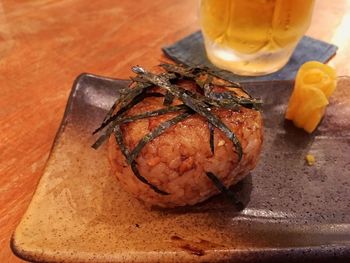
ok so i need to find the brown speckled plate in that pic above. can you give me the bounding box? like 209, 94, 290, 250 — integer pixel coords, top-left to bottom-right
11, 74, 350, 263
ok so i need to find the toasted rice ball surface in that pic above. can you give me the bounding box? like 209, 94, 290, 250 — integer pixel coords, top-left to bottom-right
108, 95, 263, 207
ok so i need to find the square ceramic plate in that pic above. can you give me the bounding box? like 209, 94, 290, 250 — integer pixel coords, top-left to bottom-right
12, 74, 350, 262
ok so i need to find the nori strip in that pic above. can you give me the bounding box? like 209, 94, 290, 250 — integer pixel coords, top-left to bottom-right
184, 88, 241, 110
163, 91, 175, 106
101, 82, 148, 125
91, 126, 114, 149
127, 111, 193, 164
159, 63, 261, 107
113, 125, 130, 158
208, 92, 262, 110
92, 90, 150, 149
160, 63, 196, 79
203, 83, 212, 97
92, 104, 187, 150
208, 122, 215, 154
160, 63, 262, 109
205, 172, 244, 211
130, 162, 169, 195
132, 66, 243, 160
130, 76, 151, 84
120, 104, 187, 124
114, 125, 169, 195
160, 62, 242, 89
177, 88, 240, 110
93, 90, 164, 136
93, 85, 148, 135
160, 63, 213, 91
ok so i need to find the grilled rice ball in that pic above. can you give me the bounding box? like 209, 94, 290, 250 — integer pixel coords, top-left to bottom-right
108, 80, 263, 208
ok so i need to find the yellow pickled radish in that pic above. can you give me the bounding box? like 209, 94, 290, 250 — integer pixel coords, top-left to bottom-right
285, 61, 337, 133
291, 87, 328, 129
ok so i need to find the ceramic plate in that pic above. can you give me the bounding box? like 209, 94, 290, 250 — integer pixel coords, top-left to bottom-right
11, 74, 350, 262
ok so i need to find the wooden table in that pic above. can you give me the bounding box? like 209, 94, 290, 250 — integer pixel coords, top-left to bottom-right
1, 0, 349, 262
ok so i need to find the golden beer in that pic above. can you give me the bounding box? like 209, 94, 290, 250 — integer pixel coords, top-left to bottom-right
200, 0, 315, 75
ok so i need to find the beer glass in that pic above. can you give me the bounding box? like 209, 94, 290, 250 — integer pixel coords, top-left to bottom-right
200, 0, 315, 76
